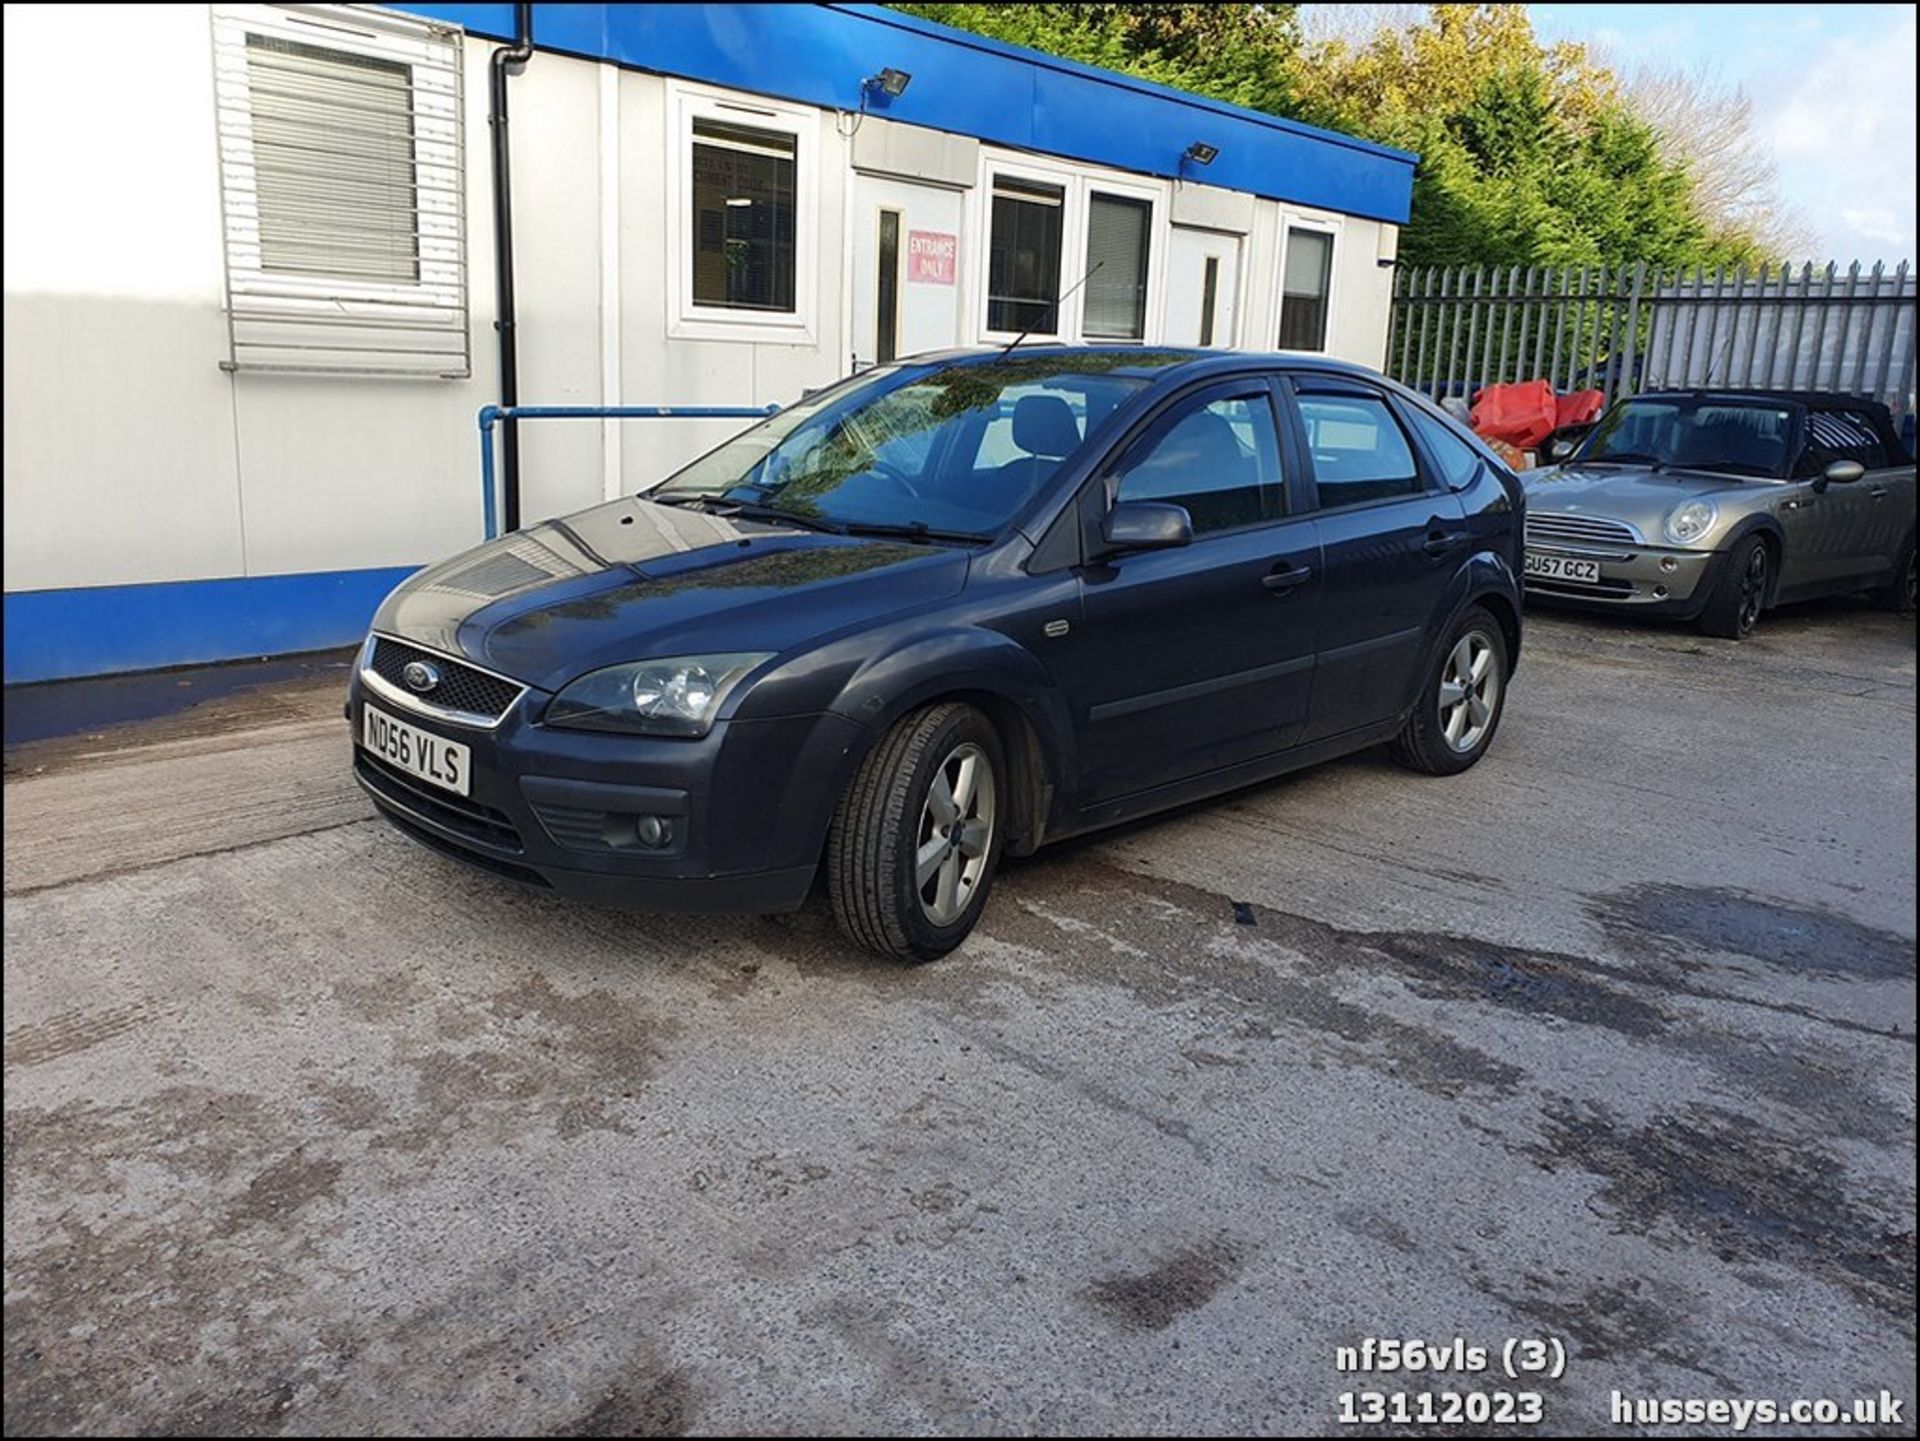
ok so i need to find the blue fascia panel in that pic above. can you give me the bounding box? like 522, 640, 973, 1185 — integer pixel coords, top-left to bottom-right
389, 3, 1416, 224
4, 566, 419, 685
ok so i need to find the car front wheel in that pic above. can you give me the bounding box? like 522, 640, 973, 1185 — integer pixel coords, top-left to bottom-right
826, 701, 1004, 961
1391, 606, 1509, 776
1697, 533, 1770, 639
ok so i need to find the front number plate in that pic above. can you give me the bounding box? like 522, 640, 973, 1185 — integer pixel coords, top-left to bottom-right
1524, 551, 1602, 585
361, 703, 471, 797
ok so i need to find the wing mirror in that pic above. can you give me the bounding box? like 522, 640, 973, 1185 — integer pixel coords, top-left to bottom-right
1102, 501, 1193, 552
1813, 459, 1865, 493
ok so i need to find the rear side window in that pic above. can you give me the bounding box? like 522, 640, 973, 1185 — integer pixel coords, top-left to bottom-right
1298, 394, 1422, 507
1403, 406, 1484, 488
1114, 391, 1284, 535
1800, 410, 1887, 473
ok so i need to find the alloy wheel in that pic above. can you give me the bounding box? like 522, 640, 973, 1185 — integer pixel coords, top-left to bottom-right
1438, 630, 1501, 754
916, 741, 996, 926
1738, 545, 1767, 633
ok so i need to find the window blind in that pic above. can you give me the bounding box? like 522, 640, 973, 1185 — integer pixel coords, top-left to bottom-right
1084, 193, 1150, 340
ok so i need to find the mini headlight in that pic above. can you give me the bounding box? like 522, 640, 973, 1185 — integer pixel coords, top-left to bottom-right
1663, 499, 1717, 546
546, 652, 772, 737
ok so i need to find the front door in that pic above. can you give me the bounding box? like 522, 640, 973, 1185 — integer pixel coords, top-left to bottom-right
1058, 378, 1321, 805
1164, 228, 1241, 348
849, 173, 965, 370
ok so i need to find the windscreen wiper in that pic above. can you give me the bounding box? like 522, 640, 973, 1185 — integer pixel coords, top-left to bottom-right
838, 520, 993, 545
710, 501, 848, 535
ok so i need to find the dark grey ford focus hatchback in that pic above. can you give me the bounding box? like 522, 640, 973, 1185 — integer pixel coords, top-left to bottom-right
351, 348, 1524, 959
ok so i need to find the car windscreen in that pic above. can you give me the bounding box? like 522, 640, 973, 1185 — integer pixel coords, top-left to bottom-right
650, 360, 1152, 535
1578, 398, 1794, 478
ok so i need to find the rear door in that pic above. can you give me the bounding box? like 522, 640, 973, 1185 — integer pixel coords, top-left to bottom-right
1057, 377, 1322, 804
1285, 375, 1468, 743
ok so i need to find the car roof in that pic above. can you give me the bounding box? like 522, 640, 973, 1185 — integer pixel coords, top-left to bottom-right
891, 345, 1391, 386
1631, 388, 1893, 417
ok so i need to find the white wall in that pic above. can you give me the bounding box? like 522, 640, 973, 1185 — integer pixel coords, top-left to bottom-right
3, 3, 244, 592
3, 8, 1402, 599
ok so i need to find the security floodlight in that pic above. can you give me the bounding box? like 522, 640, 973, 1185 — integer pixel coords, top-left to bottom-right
1184, 141, 1219, 166
865, 67, 912, 100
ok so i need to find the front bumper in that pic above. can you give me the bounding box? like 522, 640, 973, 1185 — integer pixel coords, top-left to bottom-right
1523, 540, 1722, 618
347, 672, 866, 914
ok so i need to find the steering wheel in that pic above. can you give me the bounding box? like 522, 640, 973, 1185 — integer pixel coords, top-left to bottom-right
864, 458, 923, 501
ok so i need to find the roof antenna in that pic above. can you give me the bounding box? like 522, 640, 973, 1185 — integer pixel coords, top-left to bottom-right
1001, 261, 1103, 357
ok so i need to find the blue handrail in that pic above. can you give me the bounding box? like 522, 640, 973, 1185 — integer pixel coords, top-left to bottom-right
477, 403, 781, 539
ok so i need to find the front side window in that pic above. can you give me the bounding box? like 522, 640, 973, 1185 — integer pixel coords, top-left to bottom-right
1581, 399, 1794, 479
1298, 394, 1422, 507
987, 178, 1064, 334
1114, 392, 1285, 534
1279, 229, 1333, 352
654, 360, 1152, 535
1083, 193, 1151, 340
691, 118, 797, 311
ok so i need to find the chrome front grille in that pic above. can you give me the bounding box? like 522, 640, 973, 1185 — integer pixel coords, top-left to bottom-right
1525, 513, 1643, 549
363, 636, 526, 728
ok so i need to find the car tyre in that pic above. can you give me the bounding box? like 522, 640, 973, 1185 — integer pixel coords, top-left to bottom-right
1390, 605, 1509, 777
1697, 533, 1770, 639
826, 701, 1005, 962
1869, 533, 1916, 614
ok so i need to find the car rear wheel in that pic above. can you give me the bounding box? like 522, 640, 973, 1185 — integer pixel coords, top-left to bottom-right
1390, 606, 1509, 776
1697, 534, 1770, 639
826, 702, 1004, 962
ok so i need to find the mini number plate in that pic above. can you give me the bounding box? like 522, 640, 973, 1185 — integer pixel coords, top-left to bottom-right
1523, 552, 1602, 584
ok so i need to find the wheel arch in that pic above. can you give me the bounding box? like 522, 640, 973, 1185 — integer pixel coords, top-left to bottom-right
827, 629, 1076, 858
1469, 589, 1522, 673
1719, 515, 1785, 603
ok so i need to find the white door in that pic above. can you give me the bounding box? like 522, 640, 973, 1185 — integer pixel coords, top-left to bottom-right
1164, 229, 1241, 348
849, 174, 966, 369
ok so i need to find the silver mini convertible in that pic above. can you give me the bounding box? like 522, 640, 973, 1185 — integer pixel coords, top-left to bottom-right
1521, 390, 1915, 638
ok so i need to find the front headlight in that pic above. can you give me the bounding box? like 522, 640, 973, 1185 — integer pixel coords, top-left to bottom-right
1663, 499, 1717, 546
546, 652, 772, 736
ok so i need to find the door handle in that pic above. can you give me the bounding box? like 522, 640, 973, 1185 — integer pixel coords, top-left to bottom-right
1870, 487, 1889, 501
1262, 563, 1315, 592
1423, 529, 1467, 556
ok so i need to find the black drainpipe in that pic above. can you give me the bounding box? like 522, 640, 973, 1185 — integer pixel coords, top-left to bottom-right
489, 2, 534, 532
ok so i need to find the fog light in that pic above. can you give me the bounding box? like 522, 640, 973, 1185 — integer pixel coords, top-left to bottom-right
1660, 556, 1680, 573
1652, 585, 1669, 600
636, 814, 673, 848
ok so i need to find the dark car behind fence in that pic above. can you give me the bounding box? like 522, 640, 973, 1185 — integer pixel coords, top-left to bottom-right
1389, 261, 1917, 452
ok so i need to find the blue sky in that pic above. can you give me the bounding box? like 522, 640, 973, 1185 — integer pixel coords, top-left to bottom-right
1528, 3, 1916, 264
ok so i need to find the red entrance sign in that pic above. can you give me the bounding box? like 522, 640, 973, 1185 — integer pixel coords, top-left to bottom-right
907, 230, 957, 285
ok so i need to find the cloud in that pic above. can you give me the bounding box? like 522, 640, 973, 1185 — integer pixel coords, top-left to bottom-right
1841, 207, 1912, 249
1757, 9, 1916, 262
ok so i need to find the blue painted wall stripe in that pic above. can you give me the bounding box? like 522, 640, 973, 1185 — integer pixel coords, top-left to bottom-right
390, 2, 1417, 224
4, 566, 420, 685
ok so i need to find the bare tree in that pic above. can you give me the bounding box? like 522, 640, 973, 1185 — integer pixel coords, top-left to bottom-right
1625, 63, 1818, 263
1297, 3, 1425, 48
